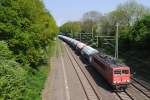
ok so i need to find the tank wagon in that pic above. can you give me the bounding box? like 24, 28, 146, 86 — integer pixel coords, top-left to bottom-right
81, 46, 99, 62
76, 42, 86, 53
71, 39, 80, 48
58, 35, 131, 90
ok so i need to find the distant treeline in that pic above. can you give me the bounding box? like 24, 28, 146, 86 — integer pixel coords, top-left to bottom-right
0, 0, 58, 99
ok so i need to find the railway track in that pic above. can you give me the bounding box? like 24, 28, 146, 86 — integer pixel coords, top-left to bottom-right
131, 78, 150, 99
64, 43, 102, 100
62, 41, 150, 100
64, 43, 134, 100
115, 91, 134, 100
132, 78, 150, 91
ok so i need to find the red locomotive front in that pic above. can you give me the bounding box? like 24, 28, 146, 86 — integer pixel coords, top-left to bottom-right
112, 66, 131, 90
91, 53, 131, 90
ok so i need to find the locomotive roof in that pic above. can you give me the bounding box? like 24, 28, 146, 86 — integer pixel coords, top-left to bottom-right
95, 53, 126, 67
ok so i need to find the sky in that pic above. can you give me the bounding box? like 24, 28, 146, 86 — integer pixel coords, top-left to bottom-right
43, 0, 150, 26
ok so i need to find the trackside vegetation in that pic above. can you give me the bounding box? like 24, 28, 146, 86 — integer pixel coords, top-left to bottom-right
0, 0, 58, 99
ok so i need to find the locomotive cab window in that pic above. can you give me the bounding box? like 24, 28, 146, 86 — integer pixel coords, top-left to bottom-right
114, 70, 129, 75
114, 70, 121, 75
122, 70, 129, 74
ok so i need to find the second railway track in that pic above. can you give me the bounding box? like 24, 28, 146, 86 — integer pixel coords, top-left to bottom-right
131, 78, 150, 98
64, 43, 102, 100
115, 91, 134, 100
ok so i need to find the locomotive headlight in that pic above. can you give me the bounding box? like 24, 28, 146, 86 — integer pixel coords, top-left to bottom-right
126, 80, 130, 82
113, 81, 116, 83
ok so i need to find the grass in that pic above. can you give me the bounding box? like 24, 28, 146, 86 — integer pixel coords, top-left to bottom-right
26, 64, 50, 100
25, 40, 57, 100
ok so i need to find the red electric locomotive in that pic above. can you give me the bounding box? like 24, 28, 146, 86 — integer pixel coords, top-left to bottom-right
91, 53, 131, 90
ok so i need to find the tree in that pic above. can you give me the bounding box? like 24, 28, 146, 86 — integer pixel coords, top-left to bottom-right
96, 0, 150, 38
60, 21, 81, 37
117, 0, 150, 26
0, 0, 58, 67
96, 15, 113, 35
129, 15, 150, 49
0, 41, 27, 99
81, 11, 102, 33
0, 0, 59, 99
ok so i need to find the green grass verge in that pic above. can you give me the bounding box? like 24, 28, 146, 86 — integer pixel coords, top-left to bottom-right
25, 64, 50, 100
25, 40, 57, 100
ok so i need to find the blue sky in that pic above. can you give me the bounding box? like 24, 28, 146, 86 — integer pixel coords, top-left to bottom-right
43, 0, 150, 26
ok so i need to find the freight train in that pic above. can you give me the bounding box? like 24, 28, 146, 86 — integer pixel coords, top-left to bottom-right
58, 35, 131, 90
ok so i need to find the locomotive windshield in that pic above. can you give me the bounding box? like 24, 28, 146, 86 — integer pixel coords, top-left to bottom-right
114, 70, 121, 75
114, 70, 129, 75
122, 70, 129, 74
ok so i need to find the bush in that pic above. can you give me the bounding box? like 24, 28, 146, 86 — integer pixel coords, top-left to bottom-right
129, 15, 150, 49
0, 0, 58, 99
0, 41, 27, 99
0, 41, 50, 100
0, 0, 58, 68
0, 60, 27, 99
0, 41, 13, 60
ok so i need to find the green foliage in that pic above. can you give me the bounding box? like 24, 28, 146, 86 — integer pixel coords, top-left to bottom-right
81, 11, 101, 34
129, 15, 150, 49
0, 60, 49, 100
0, 41, 13, 60
0, 0, 58, 99
0, 60, 27, 100
0, 42, 27, 99
0, 41, 27, 99
24, 65, 49, 100
60, 21, 81, 36
81, 20, 97, 33
0, 40, 52, 100
0, 0, 58, 67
